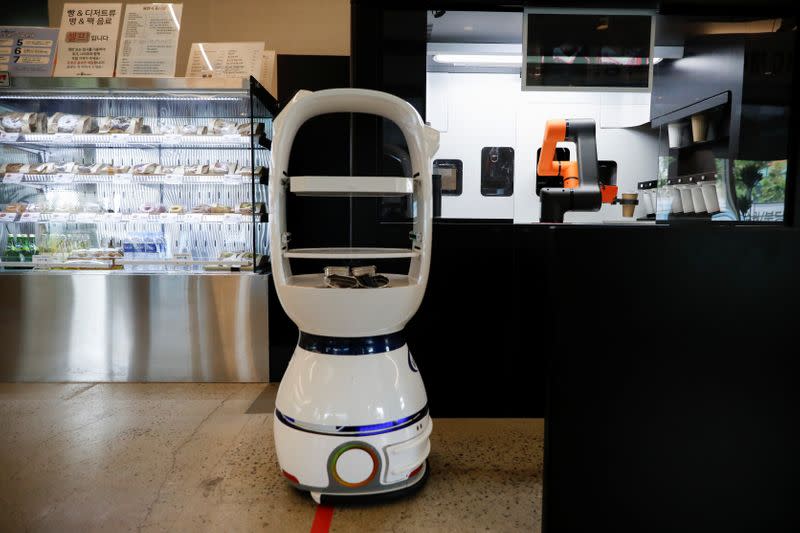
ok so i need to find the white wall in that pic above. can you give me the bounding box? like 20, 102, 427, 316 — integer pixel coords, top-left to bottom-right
426, 72, 659, 223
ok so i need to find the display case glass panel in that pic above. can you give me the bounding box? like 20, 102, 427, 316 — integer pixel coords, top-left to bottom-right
0, 77, 277, 271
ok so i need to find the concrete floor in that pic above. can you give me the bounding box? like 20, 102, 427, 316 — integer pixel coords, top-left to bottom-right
0, 383, 543, 532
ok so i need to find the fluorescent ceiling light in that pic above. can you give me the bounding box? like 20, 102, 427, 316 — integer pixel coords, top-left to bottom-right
432, 54, 522, 66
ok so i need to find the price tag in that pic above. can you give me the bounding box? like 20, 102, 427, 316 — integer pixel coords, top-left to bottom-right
109, 133, 131, 143
222, 134, 244, 143
223, 174, 243, 185
49, 212, 71, 222
53, 133, 73, 143
52, 173, 74, 184
129, 212, 151, 221
105, 213, 123, 223
162, 133, 182, 144
0, 132, 20, 142
0, 212, 18, 222
222, 213, 243, 224
164, 174, 183, 185
112, 173, 133, 185
2, 173, 23, 183
185, 213, 204, 223
159, 212, 179, 222
33, 255, 52, 265
75, 212, 96, 223
19, 212, 41, 222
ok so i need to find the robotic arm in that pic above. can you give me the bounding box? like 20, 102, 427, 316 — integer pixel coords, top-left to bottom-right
536, 118, 618, 223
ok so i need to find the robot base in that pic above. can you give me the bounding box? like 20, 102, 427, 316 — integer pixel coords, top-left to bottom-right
274, 337, 431, 503
311, 460, 430, 505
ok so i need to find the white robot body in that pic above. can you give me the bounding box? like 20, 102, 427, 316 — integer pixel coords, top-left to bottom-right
275, 342, 431, 501
269, 88, 440, 502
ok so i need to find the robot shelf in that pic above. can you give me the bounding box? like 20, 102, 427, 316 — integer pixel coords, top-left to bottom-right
286, 272, 418, 289
281, 273, 422, 337
283, 247, 419, 259
289, 176, 414, 197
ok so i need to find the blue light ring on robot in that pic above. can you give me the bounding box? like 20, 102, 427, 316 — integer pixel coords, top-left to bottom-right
275, 405, 428, 437
298, 331, 406, 355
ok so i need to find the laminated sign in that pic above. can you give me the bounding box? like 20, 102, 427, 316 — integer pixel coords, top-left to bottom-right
186, 42, 265, 79
54, 3, 122, 77
0, 26, 59, 77
116, 3, 183, 77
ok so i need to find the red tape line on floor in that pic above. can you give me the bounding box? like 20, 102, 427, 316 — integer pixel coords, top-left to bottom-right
311, 504, 334, 533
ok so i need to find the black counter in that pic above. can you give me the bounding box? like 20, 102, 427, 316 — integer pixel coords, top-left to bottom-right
269, 220, 800, 531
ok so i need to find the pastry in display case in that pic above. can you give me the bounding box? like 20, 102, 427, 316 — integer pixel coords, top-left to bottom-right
0, 77, 277, 272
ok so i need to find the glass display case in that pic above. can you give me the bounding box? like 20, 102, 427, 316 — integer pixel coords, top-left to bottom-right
0, 77, 277, 383
0, 76, 276, 271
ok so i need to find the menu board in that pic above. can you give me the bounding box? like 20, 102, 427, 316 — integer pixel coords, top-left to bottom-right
116, 3, 182, 77
0, 26, 59, 77
186, 42, 264, 79
53, 3, 123, 77
260, 49, 277, 96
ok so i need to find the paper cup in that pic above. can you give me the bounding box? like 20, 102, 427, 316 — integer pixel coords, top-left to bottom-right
650, 190, 661, 215
691, 114, 708, 143
669, 186, 684, 213
621, 193, 638, 218
667, 123, 682, 148
678, 186, 694, 213
639, 190, 654, 215
690, 184, 707, 213
701, 182, 720, 213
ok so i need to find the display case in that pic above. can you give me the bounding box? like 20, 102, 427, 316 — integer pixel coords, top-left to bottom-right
0, 77, 278, 382
0, 76, 276, 271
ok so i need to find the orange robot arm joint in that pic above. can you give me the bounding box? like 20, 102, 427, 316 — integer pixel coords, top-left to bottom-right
537, 119, 579, 188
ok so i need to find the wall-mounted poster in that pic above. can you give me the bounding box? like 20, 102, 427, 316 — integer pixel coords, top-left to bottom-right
53, 3, 123, 77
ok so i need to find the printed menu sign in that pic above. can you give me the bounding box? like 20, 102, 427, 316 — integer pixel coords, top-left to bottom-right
0, 26, 59, 77
116, 3, 182, 77
53, 3, 122, 77
186, 42, 265, 79
260, 50, 277, 96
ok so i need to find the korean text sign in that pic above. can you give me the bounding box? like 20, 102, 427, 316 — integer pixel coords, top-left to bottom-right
54, 3, 123, 77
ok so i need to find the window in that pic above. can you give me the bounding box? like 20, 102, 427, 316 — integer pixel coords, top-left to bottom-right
481, 147, 514, 196
433, 159, 463, 196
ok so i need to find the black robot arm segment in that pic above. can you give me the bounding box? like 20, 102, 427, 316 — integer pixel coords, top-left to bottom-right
539, 119, 602, 223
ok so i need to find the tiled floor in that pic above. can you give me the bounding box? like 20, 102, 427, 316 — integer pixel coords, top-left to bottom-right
0, 383, 543, 532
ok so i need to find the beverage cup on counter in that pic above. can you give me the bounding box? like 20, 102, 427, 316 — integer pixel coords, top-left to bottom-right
691, 113, 708, 143
701, 181, 721, 213
690, 184, 707, 213
678, 185, 694, 213
667, 123, 682, 148
639, 190, 654, 216
621, 193, 638, 218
